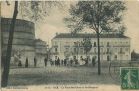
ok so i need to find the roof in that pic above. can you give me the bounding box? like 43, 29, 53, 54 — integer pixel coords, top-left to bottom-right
53, 33, 129, 39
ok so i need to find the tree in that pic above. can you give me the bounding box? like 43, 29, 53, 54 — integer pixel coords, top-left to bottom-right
1, 1, 64, 87
65, 1, 126, 75
82, 37, 92, 58
1, 1, 18, 87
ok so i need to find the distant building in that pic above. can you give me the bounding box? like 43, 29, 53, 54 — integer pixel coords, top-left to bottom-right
35, 39, 47, 60
1, 18, 47, 66
131, 50, 139, 61
51, 33, 131, 63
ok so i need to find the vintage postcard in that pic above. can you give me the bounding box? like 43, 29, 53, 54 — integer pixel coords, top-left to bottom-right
1, 0, 139, 91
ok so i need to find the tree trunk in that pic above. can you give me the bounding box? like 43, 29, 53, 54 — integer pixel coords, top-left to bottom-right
97, 32, 101, 75
1, 1, 18, 87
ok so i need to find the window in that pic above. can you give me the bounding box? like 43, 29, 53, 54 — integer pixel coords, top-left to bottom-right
55, 48, 57, 52
107, 42, 110, 46
120, 48, 122, 53
114, 55, 117, 60
107, 55, 110, 61
65, 47, 69, 52
80, 48, 84, 53
74, 48, 77, 53
55, 41, 58, 45
115, 48, 117, 52
55, 56, 57, 60
107, 48, 109, 53
101, 42, 103, 46
126, 48, 129, 51
94, 42, 96, 47
101, 48, 103, 52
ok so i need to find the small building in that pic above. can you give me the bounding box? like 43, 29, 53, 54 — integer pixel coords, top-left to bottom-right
131, 50, 139, 61
51, 33, 131, 63
35, 39, 48, 66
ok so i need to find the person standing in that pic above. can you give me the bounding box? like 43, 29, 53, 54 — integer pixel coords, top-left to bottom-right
92, 57, 96, 67
25, 57, 28, 68
18, 56, 22, 67
61, 59, 64, 66
64, 58, 67, 66
57, 57, 60, 66
18, 60, 22, 67
44, 57, 48, 67
34, 57, 37, 67
70, 59, 73, 66
75, 59, 78, 65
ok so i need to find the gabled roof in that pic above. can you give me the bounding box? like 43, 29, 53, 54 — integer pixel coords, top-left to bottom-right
53, 33, 129, 39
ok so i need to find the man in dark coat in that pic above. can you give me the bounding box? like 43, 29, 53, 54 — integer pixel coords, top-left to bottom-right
70, 59, 73, 66
92, 57, 96, 67
75, 59, 78, 65
18, 60, 22, 67
57, 57, 60, 66
25, 57, 28, 68
34, 57, 37, 67
64, 58, 67, 66
44, 57, 48, 67
61, 59, 63, 66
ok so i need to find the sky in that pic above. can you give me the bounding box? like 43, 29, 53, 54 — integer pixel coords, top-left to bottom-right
1, 1, 139, 52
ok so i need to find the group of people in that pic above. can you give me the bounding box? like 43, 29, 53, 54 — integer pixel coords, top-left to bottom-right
17, 56, 97, 67
18, 57, 30, 68
44, 56, 97, 67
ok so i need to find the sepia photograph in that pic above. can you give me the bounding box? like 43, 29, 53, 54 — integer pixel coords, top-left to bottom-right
1, 0, 139, 91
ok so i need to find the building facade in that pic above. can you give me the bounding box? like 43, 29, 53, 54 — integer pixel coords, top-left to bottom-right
51, 33, 131, 63
1, 18, 35, 66
2, 18, 48, 67
35, 39, 48, 66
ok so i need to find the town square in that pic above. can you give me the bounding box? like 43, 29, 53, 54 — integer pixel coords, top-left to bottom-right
1, 1, 139, 90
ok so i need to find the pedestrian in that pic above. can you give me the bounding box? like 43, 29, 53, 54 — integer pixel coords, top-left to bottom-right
34, 57, 37, 67
18, 60, 22, 67
92, 57, 96, 67
85, 58, 88, 65
57, 57, 60, 66
61, 59, 64, 66
25, 57, 28, 68
70, 59, 73, 66
44, 57, 48, 67
64, 58, 67, 66
50, 59, 53, 66
75, 59, 78, 65
55, 59, 57, 66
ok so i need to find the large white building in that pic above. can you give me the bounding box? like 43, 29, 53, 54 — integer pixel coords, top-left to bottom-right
51, 33, 131, 63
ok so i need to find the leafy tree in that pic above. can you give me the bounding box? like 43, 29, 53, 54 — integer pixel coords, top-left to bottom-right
1, 1, 64, 87
82, 37, 92, 57
65, 1, 126, 75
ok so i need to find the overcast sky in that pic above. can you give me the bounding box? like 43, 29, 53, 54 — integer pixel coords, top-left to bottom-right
1, 1, 139, 52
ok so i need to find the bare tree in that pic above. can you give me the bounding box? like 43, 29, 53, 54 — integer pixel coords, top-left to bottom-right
1, 1, 18, 87
65, 1, 126, 75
